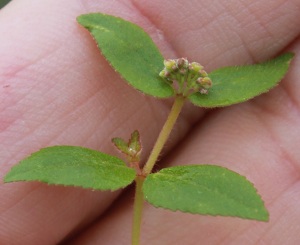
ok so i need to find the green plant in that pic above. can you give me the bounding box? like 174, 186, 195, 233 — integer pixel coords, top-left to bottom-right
3, 13, 294, 245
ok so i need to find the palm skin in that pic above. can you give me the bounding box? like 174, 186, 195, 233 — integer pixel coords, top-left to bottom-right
0, 0, 300, 244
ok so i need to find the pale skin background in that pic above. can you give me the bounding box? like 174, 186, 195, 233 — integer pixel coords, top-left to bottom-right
0, 0, 300, 244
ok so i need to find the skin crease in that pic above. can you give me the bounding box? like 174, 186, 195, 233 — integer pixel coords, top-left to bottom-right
0, 0, 300, 244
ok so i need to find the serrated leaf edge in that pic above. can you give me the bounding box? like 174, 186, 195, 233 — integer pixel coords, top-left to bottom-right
143, 164, 269, 221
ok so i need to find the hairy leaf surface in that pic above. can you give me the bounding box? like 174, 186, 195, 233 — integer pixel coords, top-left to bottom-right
77, 13, 174, 98
4, 146, 136, 191
143, 165, 269, 221
189, 53, 294, 107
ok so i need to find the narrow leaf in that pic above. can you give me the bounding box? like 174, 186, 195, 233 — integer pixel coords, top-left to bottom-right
143, 165, 269, 221
189, 52, 294, 107
112, 137, 130, 155
77, 13, 174, 98
4, 146, 136, 191
128, 130, 141, 154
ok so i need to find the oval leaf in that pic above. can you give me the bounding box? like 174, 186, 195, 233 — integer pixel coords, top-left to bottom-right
77, 13, 174, 98
4, 146, 136, 191
143, 165, 269, 221
189, 52, 294, 107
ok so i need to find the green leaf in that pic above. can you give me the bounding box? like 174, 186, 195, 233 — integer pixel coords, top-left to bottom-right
143, 165, 269, 221
0, 0, 11, 9
128, 130, 141, 154
77, 13, 174, 98
189, 52, 294, 107
112, 137, 130, 155
4, 146, 136, 191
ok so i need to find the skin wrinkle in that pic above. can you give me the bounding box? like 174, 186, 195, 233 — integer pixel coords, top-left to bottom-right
48, 101, 98, 147
1, 184, 116, 243
210, 5, 259, 63
259, 188, 299, 241
0, 91, 20, 132
61, 188, 131, 244
128, 1, 212, 59
15, 194, 57, 241
154, 212, 232, 245
249, 80, 300, 131
129, 0, 180, 58
281, 56, 300, 109
57, 191, 118, 244
233, 1, 275, 38
253, 97, 298, 148
0, 47, 92, 142
241, 185, 300, 245
220, 2, 259, 63
248, 0, 297, 34
0, 57, 60, 121
2, 79, 82, 153
56, 79, 111, 121
72, 188, 122, 240
0, 184, 40, 216
3, 49, 128, 158
274, 183, 300, 241
64, 189, 132, 244
282, 84, 300, 114
242, 99, 300, 203
245, 1, 300, 55
1, 10, 68, 80
142, 3, 214, 60
0, 42, 61, 82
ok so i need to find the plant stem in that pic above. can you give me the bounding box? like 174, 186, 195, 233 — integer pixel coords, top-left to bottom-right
131, 95, 185, 245
143, 95, 186, 175
132, 175, 145, 245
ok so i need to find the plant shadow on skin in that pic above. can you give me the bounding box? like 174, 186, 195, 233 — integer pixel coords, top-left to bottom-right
3, 13, 294, 245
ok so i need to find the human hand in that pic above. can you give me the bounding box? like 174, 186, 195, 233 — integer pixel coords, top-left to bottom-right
0, 1, 299, 244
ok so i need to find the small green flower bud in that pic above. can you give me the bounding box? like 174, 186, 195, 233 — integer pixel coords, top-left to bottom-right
171, 65, 178, 71
164, 59, 177, 71
196, 77, 203, 84
199, 77, 212, 89
159, 70, 165, 78
189, 62, 203, 73
177, 58, 188, 68
200, 88, 208, 94
199, 70, 208, 77
160, 58, 212, 96
179, 68, 187, 75
159, 69, 169, 78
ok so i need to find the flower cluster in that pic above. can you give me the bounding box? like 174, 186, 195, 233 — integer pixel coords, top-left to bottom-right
159, 58, 212, 95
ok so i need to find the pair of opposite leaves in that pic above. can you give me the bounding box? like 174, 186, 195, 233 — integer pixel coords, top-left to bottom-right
4, 13, 294, 222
